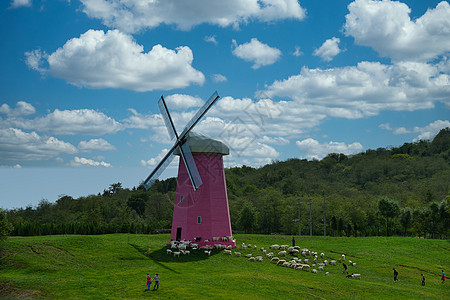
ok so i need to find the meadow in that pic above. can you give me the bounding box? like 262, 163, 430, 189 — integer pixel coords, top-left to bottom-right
0, 234, 449, 299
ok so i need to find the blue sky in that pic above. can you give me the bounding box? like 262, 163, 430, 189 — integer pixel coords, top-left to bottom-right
1, 0, 449, 209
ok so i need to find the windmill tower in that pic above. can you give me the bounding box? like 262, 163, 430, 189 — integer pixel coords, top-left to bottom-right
143, 92, 235, 248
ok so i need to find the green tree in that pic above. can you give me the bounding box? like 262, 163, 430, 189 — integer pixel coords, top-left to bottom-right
238, 202, 257, 233
378, 197, 400, 236
0, 208, 13, 241
400, 207, 412, 236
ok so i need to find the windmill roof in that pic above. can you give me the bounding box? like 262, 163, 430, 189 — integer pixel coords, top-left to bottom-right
176, 132, 229, 155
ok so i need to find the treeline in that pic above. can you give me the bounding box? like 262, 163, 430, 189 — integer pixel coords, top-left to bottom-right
4, 128, 450, 238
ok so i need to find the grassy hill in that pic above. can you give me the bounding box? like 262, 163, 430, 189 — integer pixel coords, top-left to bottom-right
1, 234, 449, 299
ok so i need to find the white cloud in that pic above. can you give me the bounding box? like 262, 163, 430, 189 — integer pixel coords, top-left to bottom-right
387, 120, 450, 142
344, 0, 450, 62
71, 156, 112, 167
232, 38, 282, 69
293, 46, 303, 57
264, 61, 450, 119
313, 37, 341, 62
212, 74, 227, 83
0, 101, 35, 117
10, 0, 31, 8
0, 128, 77, 161
4, 108, 123, 135
80, 0, 306, 33
78, 139, 116, 152
379, 123, 392, 131
296, 138, 363, 160
164, 94, 204, 110
25, 29, 205, 91
204, 35, 218, 45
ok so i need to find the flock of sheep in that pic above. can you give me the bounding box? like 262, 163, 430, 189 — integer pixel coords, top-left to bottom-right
165, 239, 361, 278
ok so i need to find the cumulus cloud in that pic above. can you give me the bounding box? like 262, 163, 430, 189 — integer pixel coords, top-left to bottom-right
293, 46, 303, 57
0, 101, 36, 117
0, 128, 77, 161
71, 156, 112, 167
385, 119, 450, 141
264, 61, 450, 119
313, 37, 341, 62
212, 74, 227, 83
80, 0, 306, 33
232, 38, 282, 69
10, 0, 31, 8
25, 29, 205, 91
296, 138, 363, 160
164, 94, 204, 110
3, 108, 123, 135
78, 139, 116, 152
344, 0, 450, 62
204, 35, 218, 45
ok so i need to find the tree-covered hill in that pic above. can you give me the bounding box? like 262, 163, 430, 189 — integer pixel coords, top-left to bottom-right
5, 128, 450, 238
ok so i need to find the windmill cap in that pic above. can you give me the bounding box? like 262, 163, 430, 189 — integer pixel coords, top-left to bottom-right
176, 132, 229, 155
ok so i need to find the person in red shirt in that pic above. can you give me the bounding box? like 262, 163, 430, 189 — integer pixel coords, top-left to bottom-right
146, 274, 152, 290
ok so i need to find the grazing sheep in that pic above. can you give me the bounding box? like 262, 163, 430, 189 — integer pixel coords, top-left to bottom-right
342, 254, 345, 261
184, 250, 190, 255
256, 256, 263, 262
352, 263, 356, 267
248, 257, 256, 262
296, 265, 303, 270
204, 250, 211, 256
302, 264, 310, 271
290, 249, 299, 255
325, 272, 330, 276
276, 259, 286, 266
245, 254, 252, 258
278, 251, 287, 257
173, 251, 181, 257
282, 262, 290, 267
301, 251, 306, 257
266, 252, 274, 258
234, 252, 241, 257
320, 252, 324, 258
224, 250, 232, 255
260, 247, 265, 251
318, 266, 324, 271
311, 269, 318, 274
349, 260, 352, 265
191, 243, 199, 249
313, 256, 318, 263
254, 245, 257, 249
270, 244, 280, 250
312, 264, 316, 267
351, 273, 361, 279
324, 260, 328, 265
330, 260, 337, 265
226, 245, 232, 250
304, 259, 309, 264
262, 250, 267, 254
280, 245, 289, 250
271, 257, 280, 264
247, 244, 252, 248
241, 243, 246, 248
294, 246, 301, 250
166, 249, 172, 255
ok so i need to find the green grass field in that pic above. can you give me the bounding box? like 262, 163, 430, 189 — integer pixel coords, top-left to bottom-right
1, 234, 449, 299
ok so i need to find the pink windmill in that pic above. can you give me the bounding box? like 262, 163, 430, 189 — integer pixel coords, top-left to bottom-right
143, 92, 235, 248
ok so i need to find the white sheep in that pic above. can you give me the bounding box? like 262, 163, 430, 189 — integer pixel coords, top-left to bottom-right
277, 259, 286, 266
241, 243, 246, 248
247, 244, 252, 248
226, 245, 232, 250
234, 252, 241, 257
280, 245, 289, 250
311, 269, 318, 274
204, 250, 211, 256
256, 256, 263, 262
302, 264, 310, 271
301, 251, 306, 257
342, 254, 345, 261
330, 260, 337, 265
352, 262, 356, 267
318, 266, 324, 271
324, 260, 328, 265
349, 260, 352, 265
325, 272, 330, 276
166, 249, 172, 255
320, 252, 324, 258
351, 274, 361, 279
224, 250, 232, 255
278, 250, 287, 257
248, 257, 256, 262
270, 244, 280, 250
245, 254, 252, 258
173, 251, 181, 257
304, 259, 309, 264
271, 257, 280, 263
266, 252, 274, 258
184, 250, 190, 255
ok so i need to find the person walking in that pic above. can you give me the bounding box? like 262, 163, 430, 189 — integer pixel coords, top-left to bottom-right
393, 268, 399, 282
442, 270, 446, 284
421, 274, 425, 286
146, 273, 152, 290
154, 273, 160, 290
292, 237, 296, 247
343, 262, 347, 274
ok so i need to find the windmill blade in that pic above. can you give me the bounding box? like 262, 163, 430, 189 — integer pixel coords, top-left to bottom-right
158, 96, 178, 140
179, 140, 203, 190
180, 91, 219, 139
143, 147, 176, 190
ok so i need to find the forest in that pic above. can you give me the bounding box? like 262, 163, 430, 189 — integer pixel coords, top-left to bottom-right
1, 128, 449, 239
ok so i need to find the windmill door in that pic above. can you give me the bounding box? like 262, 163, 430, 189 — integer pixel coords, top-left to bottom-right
176, 227, 182, 241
